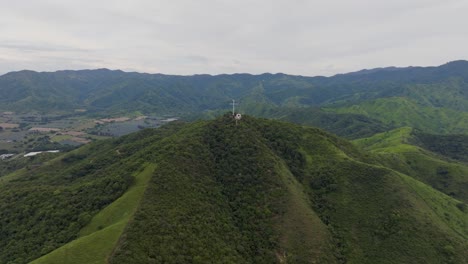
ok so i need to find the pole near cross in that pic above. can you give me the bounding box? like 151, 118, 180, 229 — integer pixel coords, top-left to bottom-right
230, 99, 238, 115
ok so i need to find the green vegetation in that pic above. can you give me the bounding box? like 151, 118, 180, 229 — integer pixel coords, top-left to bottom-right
0, 141, 140, 263
299, 138, 467, 263
354, 127, 468, 204
111, 118, 286, 263
275, 161, 338, 263
2, 60, 468, 263
30, 164, 156, 264
332, 97, 468, 134
411, 130, 468, 162
0, 115, 466, 263
275, 107, 391, 139
109, 115, 467, 263
0, 153, 58, 179
2, 60, 468, 138
354, 126, 416, 153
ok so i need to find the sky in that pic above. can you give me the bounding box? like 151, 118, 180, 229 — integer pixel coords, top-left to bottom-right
0, 0, 467, 76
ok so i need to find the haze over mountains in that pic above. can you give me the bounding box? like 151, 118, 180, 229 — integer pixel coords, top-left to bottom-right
0, 61, 467, 263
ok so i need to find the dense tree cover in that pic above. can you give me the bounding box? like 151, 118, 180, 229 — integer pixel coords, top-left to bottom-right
0, 153, 58, 179
110, 115, 467, 263
412, 130, 468, 162
110, 116, 288, 263
261, 120, 468, 263
1, 115, 467, 263
203, 116, 288, 262
1, 61, 468, 137
275, 107, 392, 139
0, 138, 144, 263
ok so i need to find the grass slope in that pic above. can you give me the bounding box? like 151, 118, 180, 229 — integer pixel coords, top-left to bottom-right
300, 139, 467, 263
355, 127, 468, 204
30, 164, 156, 264
0, 140, 139, 263
354, 126, 415, 152
397, 172, 467, 239
80, 164, 156, 237
275, 160, 338, 263
333, 97, 468, 134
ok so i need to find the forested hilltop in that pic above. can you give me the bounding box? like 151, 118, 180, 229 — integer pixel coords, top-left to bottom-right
0, 115, 466, 264
1, 60, 468, 137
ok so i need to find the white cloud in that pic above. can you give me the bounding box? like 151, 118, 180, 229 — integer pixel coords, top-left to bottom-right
0, 0, 467, 76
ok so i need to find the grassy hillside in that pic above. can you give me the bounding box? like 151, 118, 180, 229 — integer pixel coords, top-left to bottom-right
0, 147, 136, 263
30, 164, 156, 264
332, 97, 468, 134
0, 115, 466, 263
355, 128, 468, 204
0, 124, 183, 264
268, 123, 467, 263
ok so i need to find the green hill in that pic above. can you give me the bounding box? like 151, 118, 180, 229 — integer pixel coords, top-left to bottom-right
109, 115, 468, 263
411, 130, 468, 162
0, 115, 466, 263
30, 164, 156, 264
354, 127, 468, 205
332, 97, 468, 134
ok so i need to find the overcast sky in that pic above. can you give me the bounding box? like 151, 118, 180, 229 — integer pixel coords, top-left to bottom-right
0, 0, 467, 76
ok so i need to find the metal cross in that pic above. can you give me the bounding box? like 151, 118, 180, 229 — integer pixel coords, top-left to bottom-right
230, 99, 238, 115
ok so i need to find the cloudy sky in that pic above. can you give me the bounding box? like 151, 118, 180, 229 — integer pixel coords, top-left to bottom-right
0, 0, 467, 76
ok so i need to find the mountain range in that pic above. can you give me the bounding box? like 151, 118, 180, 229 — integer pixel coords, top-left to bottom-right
1, 60, 468, 137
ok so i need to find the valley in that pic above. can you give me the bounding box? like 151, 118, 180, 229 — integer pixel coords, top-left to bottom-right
0, 111, 177, 177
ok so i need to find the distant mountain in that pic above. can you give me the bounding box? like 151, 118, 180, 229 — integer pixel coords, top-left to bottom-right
1, 115, 466, 263
1, 60, 468, 135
